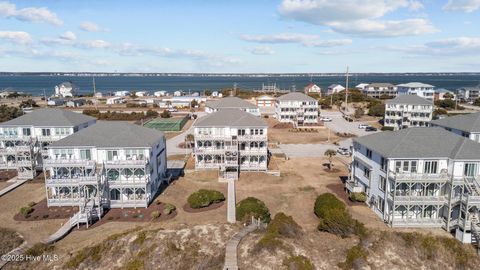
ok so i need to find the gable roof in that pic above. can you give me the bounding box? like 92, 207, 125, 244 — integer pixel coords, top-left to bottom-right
353, 127, 480, 160
397, 82, 434, 88
205, 97, 257, 109
0, 108, 95, 127
328, 84, 344, 89
48, 121, 164, 148
431, 112, 480, 133
385, 95, 433, 105
277, 92, 317, 102
366, 83, 396, 88
194, 109, 267, 128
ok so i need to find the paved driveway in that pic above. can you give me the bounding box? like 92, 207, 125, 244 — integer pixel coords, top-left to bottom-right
166, 112, 206, 156
321, 111, 379, 137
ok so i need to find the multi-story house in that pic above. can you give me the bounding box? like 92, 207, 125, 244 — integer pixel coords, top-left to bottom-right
327, 84, 345, 95
397, 82, 435, 101
193, 109, 268, 180
384, 95, 433, 130
0, 109, 96, 179
457, 86, 480, 102
431, 112, 480, 143
44, 121, 167, 213
275, 92, 318, 126
205, 97, 260, 116
362, 83, 397, 98
346, 127, 480, 243
304, 83, 321, 94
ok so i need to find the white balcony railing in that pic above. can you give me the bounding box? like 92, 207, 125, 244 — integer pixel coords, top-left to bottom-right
389, 171, 449, 182
46, 175, 98, 185
104, 159, 148, 167
43, 158, 96, 167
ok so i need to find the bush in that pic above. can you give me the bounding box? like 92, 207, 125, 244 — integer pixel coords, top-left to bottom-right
187, 189, 225, 209
236, 197, 271, 223
150, 211, 160, 219
20, 206, 33, 217
338, 244, 368, 270
161, 110, 171, 118
367, 103, 385, 116
163, 203, 176, 215
381, 126, 394, 131
349, 192, 367, 202
314, 193, 345, 218
283, 255, 314, 270
146, 109, 159, 118
267, 212, 303, 238
26, 243, 53, 256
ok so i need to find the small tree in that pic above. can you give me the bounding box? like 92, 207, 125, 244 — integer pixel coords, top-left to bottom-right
474, 98, 480, 107
186, 134, 194, 147
191, 99, 198, 108
354, 107, 364, 119
324, 149, 336, 170
19, 99, 38, 108
161, 110, 171, 118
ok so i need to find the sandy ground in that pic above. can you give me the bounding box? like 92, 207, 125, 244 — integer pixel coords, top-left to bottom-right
266, 118, 339, 144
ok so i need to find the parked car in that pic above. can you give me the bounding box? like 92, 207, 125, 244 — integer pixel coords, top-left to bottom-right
319, 117, 332, 122
337, 147, 351, 155
365, 126, 377, 132
358, 124, 369, 129
168, 108, 178, 112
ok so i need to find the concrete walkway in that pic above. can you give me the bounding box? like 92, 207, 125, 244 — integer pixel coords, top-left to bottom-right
227, 180, 236, 224
223, 223, 258, 270
0, 178, 28, 198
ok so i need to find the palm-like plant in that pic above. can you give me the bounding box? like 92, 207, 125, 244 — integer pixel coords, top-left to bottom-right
324, 149, 337, 170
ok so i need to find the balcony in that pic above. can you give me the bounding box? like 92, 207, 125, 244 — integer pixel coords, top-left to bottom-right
43, 158, 96, 167
110, 200, 148, 208
345, 181, 364, 193
0, 134, 31, 141
0, 147, 16, 154
391, 218, 445, 228
240, 148, 268, 155
195, 134, 232, 140
195, 147, 226, 154
104, 159, 148, 168
46, 175, 99, 186
238, 135, 267, 141
36, 135, 65, 142
108, 177, 150, 187
394, 195, 446, 204
389, 171, 449, 183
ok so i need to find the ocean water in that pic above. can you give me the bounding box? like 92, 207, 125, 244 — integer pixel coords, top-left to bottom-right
0, 74, 480, 96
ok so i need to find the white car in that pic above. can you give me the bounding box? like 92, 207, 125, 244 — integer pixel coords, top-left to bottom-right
319, 117, 332, 122
358, 124, 369, 129
337, 147, 351, 155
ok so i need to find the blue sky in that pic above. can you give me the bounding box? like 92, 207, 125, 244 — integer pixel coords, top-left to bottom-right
0, 0, 479, 72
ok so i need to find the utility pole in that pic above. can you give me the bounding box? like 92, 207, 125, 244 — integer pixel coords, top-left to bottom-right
233, 82, 237, 96
93, 77, 98, 110
345, 66, 349, 114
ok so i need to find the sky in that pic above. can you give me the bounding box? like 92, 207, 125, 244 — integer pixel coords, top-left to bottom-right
0, 0, 480, 73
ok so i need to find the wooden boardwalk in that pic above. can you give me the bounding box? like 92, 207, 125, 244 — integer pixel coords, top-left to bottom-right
223, 223, 258, 270
227, 180, 236, 224
0, 178, 28, 197
45, 213, 79, 244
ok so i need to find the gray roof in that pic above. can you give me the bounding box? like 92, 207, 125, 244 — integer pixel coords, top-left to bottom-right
367, 83, 396, 88
0, 108, 95, 127
431, 112, 480, 133
277, 92, 317, 102
206, 97, 257, 109
386, 95, 433, 105
194, 109, 267, 128
354, 127, 480, 160
49, 121, 164, 148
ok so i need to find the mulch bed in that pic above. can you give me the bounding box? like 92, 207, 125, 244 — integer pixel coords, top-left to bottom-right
326, 183, 364, 207
28, 171, 46, 184
0, 170, 17, 181
75, 202, 177, 230
323, 168, 341, 173
182, 201, 225, 213
13, 199, 79, 221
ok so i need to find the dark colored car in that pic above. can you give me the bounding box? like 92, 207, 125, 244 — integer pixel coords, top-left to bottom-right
365, 126, 377, 132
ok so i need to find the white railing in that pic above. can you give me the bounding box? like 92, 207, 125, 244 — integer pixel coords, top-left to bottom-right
221, 171, 238, 180
392, 218, 445, 227
104, 159, 148, 167
46, 176, 98, 185
345, 181, 364, 193
240, 148, 268, 155
108, 177, 149, 185
395, 195, 446, 203
15, 160, 33, 167
0, 147, 17, 154
0, 134, 30, 141
225, 160, 239, 166
195, 148, 226, 154
43, 158, 95, 167
195, 134, 232, 140
389, 171, 449, 182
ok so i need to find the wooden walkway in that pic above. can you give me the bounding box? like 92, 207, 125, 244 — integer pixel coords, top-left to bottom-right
223, 223, 258, 270
227, 180, 236, 224
0, 178, 28, 197
45, 213, 79, 244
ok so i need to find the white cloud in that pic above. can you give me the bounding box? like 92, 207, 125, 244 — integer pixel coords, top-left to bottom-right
247, 46, 275, 55
278, 0, 433, 37
329, 19, 438, 37
240, 33, 352, 47
76, 39, 111, 49
0, 31, 32, 44
0, 1, 62, 26
59, 31, 77, 41
386, 37, 480, 56
443, 0, 480, 12
304, 39, 352, 47
79, 21, 107, 32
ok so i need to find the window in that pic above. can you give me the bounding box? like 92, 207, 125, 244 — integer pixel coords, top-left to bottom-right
107, 150, 119, 161
424, 161, 438, 174
464, 163, 478, 177
22, 128, 31, 136
55, 128, 71, 136
380, 157, 387, 171
379, 176, 386, 191
125, 149, 144, 160
377, 196, 385, 213
41, 129, 51, 136
395, 161, 402, 172
403, 161, 409, 172
238, 129, 246, 136
364, 167, 371, 179
411, 161, 417, 173
80, 149, 91, 160
366, 148, 372, 159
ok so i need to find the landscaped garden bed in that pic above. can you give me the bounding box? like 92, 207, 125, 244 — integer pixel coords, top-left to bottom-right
183, 189, 225, 213
13, 200, 78, 221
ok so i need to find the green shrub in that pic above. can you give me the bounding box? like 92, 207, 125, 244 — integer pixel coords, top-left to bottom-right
283, 255, 314, 270
267, 212, 302, 238
236, 197, 271, 223
26, 243, 53, 256
349, 192, 367, 202
317, 208, 357, 237
187, 189, 225, 209
150, 211, 160, 219
314, 193, 345, 218
163, 203, 176, 215
380, 126, 394, 131
338, 244, 368, 270
20, 206, 33, 217
255, 232, 283, 252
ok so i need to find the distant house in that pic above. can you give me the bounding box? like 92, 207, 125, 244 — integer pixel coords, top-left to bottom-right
384, 95, 433, 130
47, 99, 65, 106
106, 97, 125, 105
114, 91, 130, 97
363, 83, 397, 98
397, 82, 435, 101
205, 97, 260, 116
154, 91, 168, 97
327, 84, 345, 95
211, 91, 219, 97
255, 95, 276, 107
304, 83, 321, 94
0, 91, 14, 99
457, 87, 480, 102
54, 82, 77, 98
191, 92, 200, 97
94, 92, 103, 98
173, 90, 183, 97
275, 92, 318, 125
131, 99, 148, 106
136, 91, 149, 97
355, 83, 369, 90
156, 96, 205, 108
434, 88, 456, 101
66, 99, 86, 108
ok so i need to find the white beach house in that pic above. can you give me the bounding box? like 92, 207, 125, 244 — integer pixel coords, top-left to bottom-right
431, 112, 480, 143
205, 97, 260, 116
384, 95, 433, 130
0, 109, 96, 179
275, 92, 318, 125
346, 127, 480, 243
193, 109, 268, 180
397, 82, 435, 101
44, 121, 167, 210
304, 83, 321, 94
54, 82, 77, 98
362, 83, 397, 98
327, 84, 345, 95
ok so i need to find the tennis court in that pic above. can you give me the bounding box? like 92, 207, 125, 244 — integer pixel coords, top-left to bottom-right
143, 116, 189, 131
